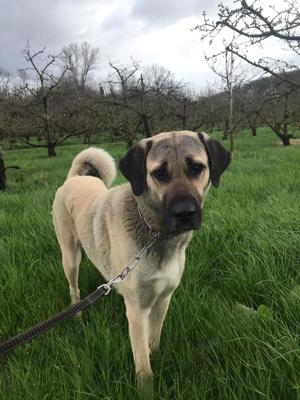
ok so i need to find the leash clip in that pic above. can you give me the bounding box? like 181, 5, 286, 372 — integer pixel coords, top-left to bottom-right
97, 283, 112, 296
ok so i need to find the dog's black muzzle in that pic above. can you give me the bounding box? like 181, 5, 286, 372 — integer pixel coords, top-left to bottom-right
165, 195, 202, 233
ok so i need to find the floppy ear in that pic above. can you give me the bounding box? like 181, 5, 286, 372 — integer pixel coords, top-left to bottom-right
198, 132, 231, 188
119, 142, 152, 196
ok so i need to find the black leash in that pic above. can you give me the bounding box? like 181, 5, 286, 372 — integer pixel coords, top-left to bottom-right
0, 285, 108, 356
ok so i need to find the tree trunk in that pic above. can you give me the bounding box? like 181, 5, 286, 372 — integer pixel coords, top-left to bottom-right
127, 139, 133, 148
223, 118, 229, 140
47, 142, 57, 157
182, 115, 188, 130
278, 134, 290, 146
182, 98, 188, 130
142, 115, 151, 138
270, 123, 291, 146
84, 133, 92, 145
283, 91, 289, 138
229, 131, 234, 152
0, 153, 6, 191
228, 84, 234, 153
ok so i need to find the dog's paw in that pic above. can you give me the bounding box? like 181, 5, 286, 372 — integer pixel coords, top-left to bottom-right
137, 373, 154, 400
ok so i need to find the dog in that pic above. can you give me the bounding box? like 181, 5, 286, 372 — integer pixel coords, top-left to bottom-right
52, 130, 230, 389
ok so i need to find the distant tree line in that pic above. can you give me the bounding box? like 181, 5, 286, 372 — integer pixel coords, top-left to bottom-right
1, 41, 299, 155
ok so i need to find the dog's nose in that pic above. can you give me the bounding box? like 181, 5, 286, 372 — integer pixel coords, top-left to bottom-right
171, 201, 197, 223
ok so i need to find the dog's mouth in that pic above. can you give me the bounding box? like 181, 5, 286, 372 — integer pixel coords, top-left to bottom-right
167, 217, 202, 234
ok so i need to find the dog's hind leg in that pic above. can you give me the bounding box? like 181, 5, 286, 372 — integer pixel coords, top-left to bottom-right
61, 239, 81, 306
53, 210, 82, 307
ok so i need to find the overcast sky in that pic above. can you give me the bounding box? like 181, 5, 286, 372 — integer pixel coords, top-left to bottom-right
0, 0, 298, 89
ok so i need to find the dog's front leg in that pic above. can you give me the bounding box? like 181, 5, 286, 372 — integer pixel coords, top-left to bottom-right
124, 299, 153, 391
149, 294, 172, 353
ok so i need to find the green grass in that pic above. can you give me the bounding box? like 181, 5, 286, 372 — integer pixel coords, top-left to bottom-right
0, 128, 300, 399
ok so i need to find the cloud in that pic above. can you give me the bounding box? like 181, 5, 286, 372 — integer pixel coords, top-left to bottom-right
0, 0, 74, 73
131, 0, 211, 27
0, 0, 295, 88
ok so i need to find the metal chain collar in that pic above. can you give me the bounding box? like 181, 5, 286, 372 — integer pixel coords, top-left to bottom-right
98, 208, 161, 295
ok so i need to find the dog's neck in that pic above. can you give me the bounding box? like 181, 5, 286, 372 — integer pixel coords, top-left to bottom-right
121, 185, 162, 235
135, 195, 164, 234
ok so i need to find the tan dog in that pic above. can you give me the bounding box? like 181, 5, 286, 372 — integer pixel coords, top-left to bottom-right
52, 130, 230, 389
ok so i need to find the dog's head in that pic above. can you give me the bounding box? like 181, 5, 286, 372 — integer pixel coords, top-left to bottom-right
119, 131, 231, 233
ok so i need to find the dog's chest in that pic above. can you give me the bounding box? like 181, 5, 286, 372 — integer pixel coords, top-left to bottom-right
136, 255, 184, 309
136, 250, 186, 309
151, 257, 183, 294
136, 260, 183, 308
148, 236, 191, 296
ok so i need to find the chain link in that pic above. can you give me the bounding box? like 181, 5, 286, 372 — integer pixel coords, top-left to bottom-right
98, 211, 161, 295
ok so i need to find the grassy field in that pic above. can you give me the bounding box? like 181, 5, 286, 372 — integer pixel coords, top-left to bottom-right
0, 128, 300, 399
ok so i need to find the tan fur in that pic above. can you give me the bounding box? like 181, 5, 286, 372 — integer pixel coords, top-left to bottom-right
67, 147, 116, 187
52, 130, 228, 391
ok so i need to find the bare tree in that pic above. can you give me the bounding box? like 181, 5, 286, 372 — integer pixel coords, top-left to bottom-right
195, 0, 300, 89
0, 147, 20, 191
169, 92, 191, 130
13, 42, 80, 156
261, 81, 297, 145
0, 68, 21, 190
0, 69, 8, 189
106, 61, 141, 146
61, 42, 99, 91
101, 62, 171, 145
142, 67, 191, 132
61, 42, 100, 144
166, 87, 213, 132
205, 42, 246, 152
240, 86, 262, 136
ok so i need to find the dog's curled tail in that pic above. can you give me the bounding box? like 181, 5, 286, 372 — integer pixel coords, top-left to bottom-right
67, 147, 116, 188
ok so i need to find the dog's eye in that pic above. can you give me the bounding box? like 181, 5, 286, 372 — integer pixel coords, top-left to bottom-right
189, 163, 204, 177
152, 168, 169, 182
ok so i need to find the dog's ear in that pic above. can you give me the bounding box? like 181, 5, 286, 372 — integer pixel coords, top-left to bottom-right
119, 141, 152, 196
198, 132, 231, 188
